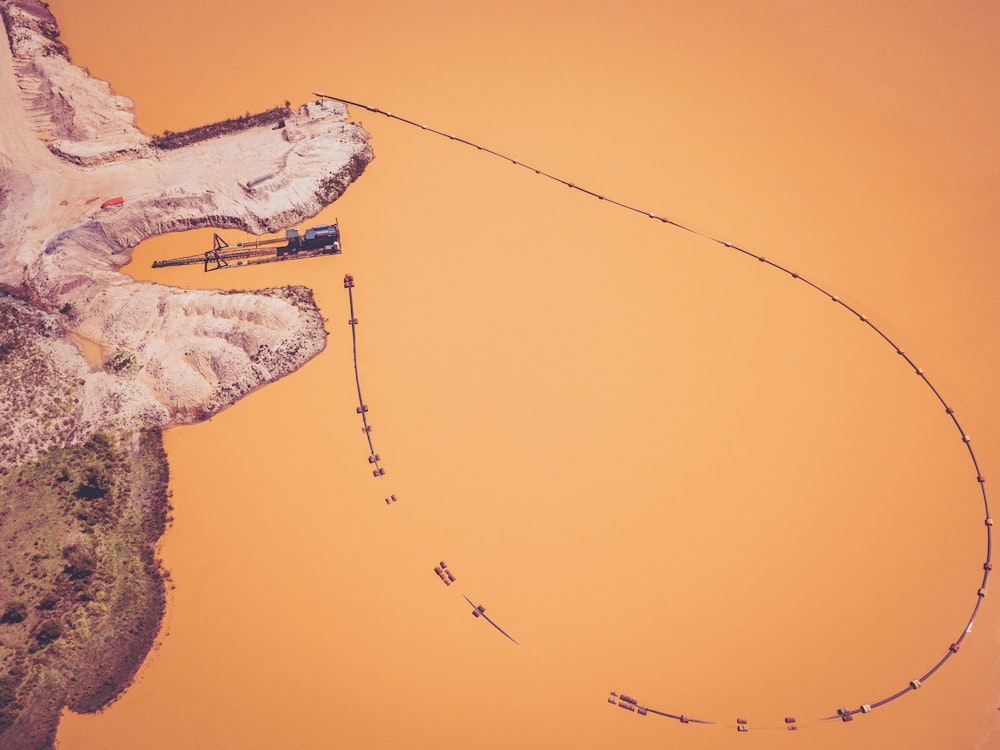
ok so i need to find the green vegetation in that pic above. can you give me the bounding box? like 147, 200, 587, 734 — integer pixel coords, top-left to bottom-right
151, 105, 292, 150
0, 289, 182, 747
103, 348, 137, 376
315, 150, 371, 205
0, 429, 170, 749
0, 290, 83, 472
0, 603, 27, 625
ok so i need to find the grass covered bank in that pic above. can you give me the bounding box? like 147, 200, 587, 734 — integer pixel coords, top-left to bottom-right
0, 299, 171, 750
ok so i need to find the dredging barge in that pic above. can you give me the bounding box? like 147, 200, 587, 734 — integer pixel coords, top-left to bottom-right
151, 222, 341, 272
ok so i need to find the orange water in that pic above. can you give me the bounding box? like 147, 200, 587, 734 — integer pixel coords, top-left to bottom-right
49, 2, 1000, 748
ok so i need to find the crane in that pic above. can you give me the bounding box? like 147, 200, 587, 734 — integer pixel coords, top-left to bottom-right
151, 222, 341, 272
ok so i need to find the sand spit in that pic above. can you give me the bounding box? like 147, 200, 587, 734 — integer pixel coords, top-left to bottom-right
0, 1, 372, 747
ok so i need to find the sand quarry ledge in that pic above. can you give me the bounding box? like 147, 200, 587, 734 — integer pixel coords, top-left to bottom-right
0, 0, 373, 442
0, 2, 371, 747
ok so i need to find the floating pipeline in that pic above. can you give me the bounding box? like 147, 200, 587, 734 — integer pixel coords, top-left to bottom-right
318, 93, 991, 730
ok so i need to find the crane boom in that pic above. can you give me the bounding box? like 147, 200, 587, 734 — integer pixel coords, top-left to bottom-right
151, 222, 341, 271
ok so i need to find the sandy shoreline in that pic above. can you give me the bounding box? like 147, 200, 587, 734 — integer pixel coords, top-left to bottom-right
0, 1, 371, 746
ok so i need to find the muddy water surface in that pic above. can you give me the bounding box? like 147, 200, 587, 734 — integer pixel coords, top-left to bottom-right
49, 2, 1000, 749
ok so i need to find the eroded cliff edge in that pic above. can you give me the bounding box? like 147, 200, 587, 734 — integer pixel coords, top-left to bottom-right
0, 2, 373, 747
